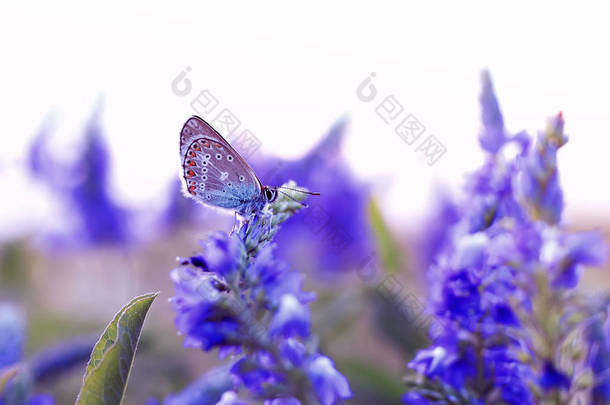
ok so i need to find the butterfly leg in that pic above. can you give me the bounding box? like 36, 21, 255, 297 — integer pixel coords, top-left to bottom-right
230, 212, 239, 235
230, 212, 250, 235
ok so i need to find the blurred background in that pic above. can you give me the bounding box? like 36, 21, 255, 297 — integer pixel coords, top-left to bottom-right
1, 1, 609, 404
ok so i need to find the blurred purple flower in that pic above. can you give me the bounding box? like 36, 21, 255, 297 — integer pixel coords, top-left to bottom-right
251, 118, 373, 273
28, 119, 54, 178
515, 112, 568, 224
543, 230, 607, 288
478, 70, 507, 154
417, 192, 459, 273
28, 336, 96, 382
405, 73, 606, 404
27, 107, 130, 247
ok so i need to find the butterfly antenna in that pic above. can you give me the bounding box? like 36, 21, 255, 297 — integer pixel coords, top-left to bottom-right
277, 190, 309, 208
277, 186, 320, 196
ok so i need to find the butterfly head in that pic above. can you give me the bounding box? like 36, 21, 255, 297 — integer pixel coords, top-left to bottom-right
262, 186, 278, 203
269, 185, 321, 207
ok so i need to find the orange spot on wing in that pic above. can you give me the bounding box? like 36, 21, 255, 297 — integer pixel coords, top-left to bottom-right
186, 169, 195, 177
193, 144, 201, 151
187, 160, 196, 166
188, 185, 196, 195
202, 140, 210, 148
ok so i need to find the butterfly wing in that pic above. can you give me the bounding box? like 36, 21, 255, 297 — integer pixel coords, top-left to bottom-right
180, 116, 263, 210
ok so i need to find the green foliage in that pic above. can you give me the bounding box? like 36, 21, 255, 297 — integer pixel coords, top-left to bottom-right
75, 292, 158, 405
0, 242, 30, 289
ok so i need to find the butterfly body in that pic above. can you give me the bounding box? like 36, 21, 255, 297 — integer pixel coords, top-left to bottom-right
180, 116, 278, 216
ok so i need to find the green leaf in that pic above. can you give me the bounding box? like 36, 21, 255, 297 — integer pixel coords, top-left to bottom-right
75, 292, 158, 405
367, 199, 403, 275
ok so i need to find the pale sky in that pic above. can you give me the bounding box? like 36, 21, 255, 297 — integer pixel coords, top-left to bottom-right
1, 1, 609, 239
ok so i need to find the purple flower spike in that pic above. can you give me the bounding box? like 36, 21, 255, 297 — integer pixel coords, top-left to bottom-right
27, 106, 130, 247
478, 70, 507, 154
405, 73, 604, 405
170, 185, 350, 404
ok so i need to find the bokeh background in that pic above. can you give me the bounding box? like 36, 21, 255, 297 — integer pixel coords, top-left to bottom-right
1, 1, 609, 404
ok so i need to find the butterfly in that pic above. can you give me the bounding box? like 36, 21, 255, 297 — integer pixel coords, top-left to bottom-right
180, 116, 318, 216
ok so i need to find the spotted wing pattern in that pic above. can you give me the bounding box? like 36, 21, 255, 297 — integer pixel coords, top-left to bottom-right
180, 116, 263, 212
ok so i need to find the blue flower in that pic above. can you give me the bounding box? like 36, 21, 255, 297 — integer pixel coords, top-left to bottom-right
539, 361, 571, 392
28, 336, 95, 382
278, 339, 306, 368
453, 232, 489, 269
170, 185, 351, 404
230, 357, 276, 394
405, 73, 604, 405
269, 294, 310, 338
441, 270, 481, 320
484, 345, 534, 404
515, 112, 567, 225
199, 232, 245, 279
305, 356, 352, 405
170, 267, 243, 351
246, 245, 315, 307
542, 230, 607, 288
407, 346, 447, 377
